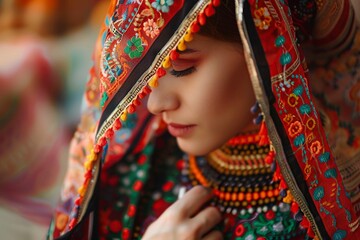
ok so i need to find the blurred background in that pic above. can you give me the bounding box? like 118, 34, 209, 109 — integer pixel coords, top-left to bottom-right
0, 0, 109, 239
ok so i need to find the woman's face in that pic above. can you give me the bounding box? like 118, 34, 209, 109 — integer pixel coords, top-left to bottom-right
147, 35, 257, 156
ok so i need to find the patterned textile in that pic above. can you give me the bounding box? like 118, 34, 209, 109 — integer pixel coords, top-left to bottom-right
48, 0, 360, 239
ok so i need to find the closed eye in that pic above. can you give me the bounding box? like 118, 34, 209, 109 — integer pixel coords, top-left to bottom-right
169, 67, 197, 77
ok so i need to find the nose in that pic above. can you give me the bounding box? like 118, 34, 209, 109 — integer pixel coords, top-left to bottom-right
147, 80, 180, 115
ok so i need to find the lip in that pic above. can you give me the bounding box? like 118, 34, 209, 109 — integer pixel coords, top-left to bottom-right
167, 123, 196, 138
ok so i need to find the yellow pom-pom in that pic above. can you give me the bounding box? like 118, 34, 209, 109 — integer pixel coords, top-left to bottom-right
78, 185, 86, 197
84, 160, 94, 171
120, 111, 128, 121
177, 39, 187, 51
149, 75, 159, 88
184, 31, 193, 42
162, 56, 171, 69
87, 151, 97, 162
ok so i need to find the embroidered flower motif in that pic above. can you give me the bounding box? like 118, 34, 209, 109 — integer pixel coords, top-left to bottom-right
254, 7, 272, 30
143, 19, 160, 38
288, 121, 303, 137
124, 36, 144, 59
283, 114, 294, 123
151, 0, 174, 13
306, 117, 316, 130
287, 93, 299, 107
310, 141, 322, 155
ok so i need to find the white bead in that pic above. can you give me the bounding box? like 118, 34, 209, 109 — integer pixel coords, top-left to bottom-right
248, 207, 254, 214
257, 207, 262, 213
272, 205, 278, 212
263, 206, 268, 212
240, 209, 246, 215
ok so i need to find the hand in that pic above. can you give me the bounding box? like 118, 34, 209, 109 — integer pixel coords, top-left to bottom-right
142, 185, 223, 240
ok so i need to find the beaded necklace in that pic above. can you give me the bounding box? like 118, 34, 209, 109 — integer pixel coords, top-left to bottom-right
181, 133, 280, 215
180, 133, 305, 239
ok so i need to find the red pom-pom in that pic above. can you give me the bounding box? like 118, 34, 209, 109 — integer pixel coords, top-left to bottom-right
169, 50, 179, 60
94, 144, 102, 153
84, 170, 92, 180
205, 5, 216, 16
191, 21, 201, 33
75, 197, 82, 206
198, 13, 207, 26
212, 0, 221, 7
98, 136, 107, 147
127, 104, 136, 113
113, 118, 122, 130
105, 128, 115, 138
143, 86, 152, 94
133, 98, 141, 106
157, 67, 167, 77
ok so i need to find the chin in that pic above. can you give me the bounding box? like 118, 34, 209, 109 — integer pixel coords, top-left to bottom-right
176, 138, 221, 156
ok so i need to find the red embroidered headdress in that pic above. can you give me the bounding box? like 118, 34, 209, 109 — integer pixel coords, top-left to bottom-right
48, 1, 360, 239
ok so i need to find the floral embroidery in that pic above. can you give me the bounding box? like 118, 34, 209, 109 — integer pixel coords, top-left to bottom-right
288, 93, 299, 107
310, 141, 322, 155
124, 36, 145, 59
253, 7, 272, 30
288, 121, 303, 137
283, 113, 295, 123
143, 19, 160, 38
151, 0, 174, 13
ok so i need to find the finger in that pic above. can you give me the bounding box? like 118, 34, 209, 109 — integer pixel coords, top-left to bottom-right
172, 185, 213, 218
190, 206, 222, 237
202, 230, 223, 240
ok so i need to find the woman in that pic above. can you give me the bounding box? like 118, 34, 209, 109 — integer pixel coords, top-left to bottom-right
48, 0, 360, 239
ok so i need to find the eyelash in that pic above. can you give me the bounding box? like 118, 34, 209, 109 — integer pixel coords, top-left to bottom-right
169, 66, 196, 77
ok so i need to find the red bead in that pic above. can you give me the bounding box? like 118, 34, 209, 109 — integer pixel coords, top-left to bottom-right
109, 220, 122, 233
137, 154, 147, 165
138, 92, 146, 99
127, 205, 136, 217
133, 180, 143, 191
162, 181, 174, 192
257, 238, 266, 240
176, 159, 184, 170
113, 118, 122, 130
122, 228, 131, 240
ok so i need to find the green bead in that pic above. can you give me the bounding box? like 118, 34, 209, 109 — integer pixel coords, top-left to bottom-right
275, 35, 285, 47
280, 52, 292, 65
